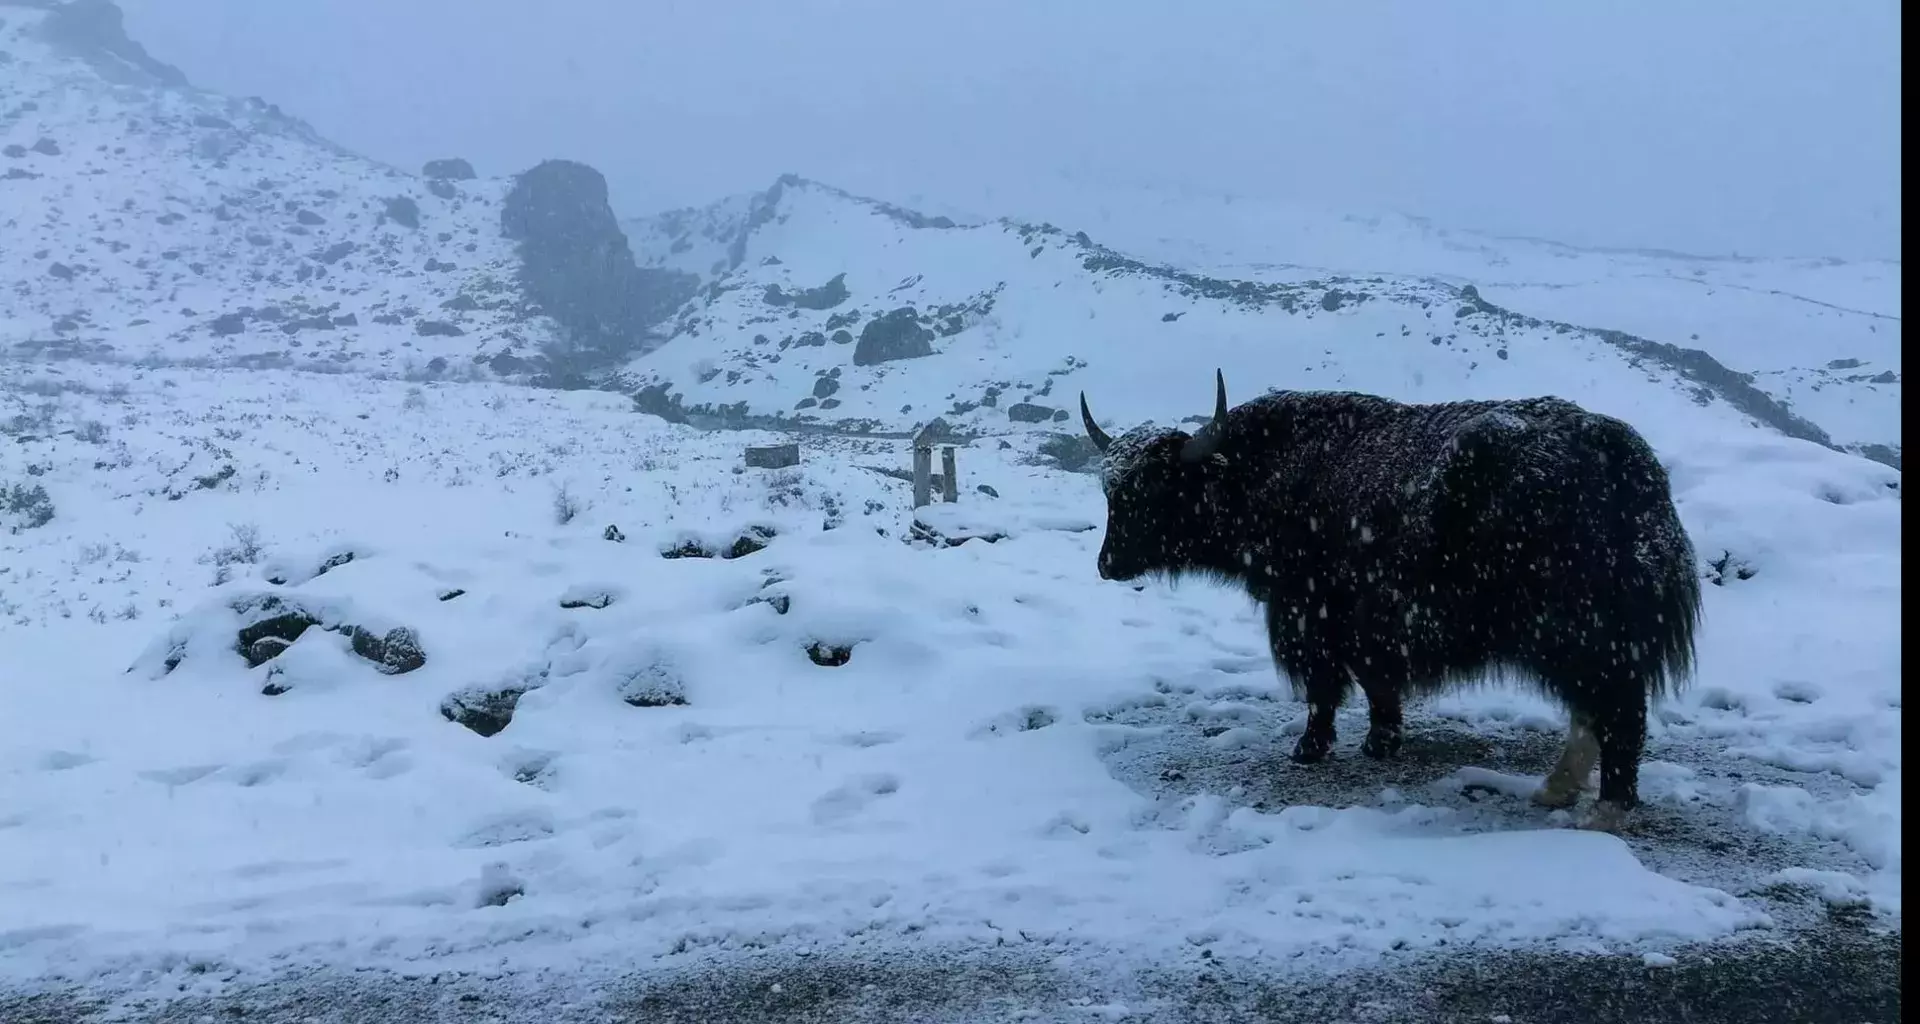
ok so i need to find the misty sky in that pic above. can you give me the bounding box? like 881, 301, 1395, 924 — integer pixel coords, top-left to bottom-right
119, 0, 1900, 261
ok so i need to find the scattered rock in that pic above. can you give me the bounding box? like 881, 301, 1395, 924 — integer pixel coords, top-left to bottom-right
976, 484, 999, 498
1006, 402, 1057, 424
382, 196, 420, 229
46, 262, 74, 280
422, 158, 477, 180
659, 525, 777, 560
235, 607, 321, 667
853, 306, 935, 365
812, 376, 840, 400
415, 320, 465, 337
763, 272, 851, 310
426, 179, 456, 200
440, 684, 531, 737
603, 524, 625, 543
1705, 550, 1757, 586
805, 641, 854, 667
437, 588, 466, 602
313, 241, 356, 265
347, 626, 427, 674
723, 525, 776, 558
558, 586, 615, 610
30, 137, 60, 156
294, 209, 324, 226
616, 654, 689, 708
192, 113, 233, 130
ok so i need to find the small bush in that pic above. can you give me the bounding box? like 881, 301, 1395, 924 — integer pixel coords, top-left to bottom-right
1, 482, 54, 532
552, 483, 581, 525
204, 523, 266, 582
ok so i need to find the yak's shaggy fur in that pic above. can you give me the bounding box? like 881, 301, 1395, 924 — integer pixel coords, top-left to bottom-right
1081, 374, 1702, 826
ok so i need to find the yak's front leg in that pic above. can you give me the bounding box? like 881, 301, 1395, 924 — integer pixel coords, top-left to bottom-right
1356, 676, 1405, 760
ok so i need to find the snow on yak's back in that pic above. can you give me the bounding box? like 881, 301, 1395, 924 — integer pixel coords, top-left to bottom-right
1079, 372, 1703, 832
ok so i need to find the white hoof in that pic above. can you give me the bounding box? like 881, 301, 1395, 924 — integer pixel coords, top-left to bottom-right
1531, 782, 1580, 810
1575, 801, 1630, 833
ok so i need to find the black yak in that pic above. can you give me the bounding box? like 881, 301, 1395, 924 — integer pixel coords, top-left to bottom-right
1079, 371, 1702, 831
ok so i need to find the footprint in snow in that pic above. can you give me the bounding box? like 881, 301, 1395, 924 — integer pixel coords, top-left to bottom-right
139, 764, 223, 787
810, 773, 901, 825
827, 730, 902, 748
221, 759, 289, 788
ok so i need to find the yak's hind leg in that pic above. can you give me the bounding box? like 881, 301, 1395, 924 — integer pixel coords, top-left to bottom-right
1579, 694, 1648, 832
1531, 714, 1599, 809
1355, 674, 1405, 760
1537, 672, 1650, 833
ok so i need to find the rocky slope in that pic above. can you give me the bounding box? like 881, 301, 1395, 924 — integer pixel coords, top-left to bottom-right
623, 176, 1899, 467
0, 1, 691, 382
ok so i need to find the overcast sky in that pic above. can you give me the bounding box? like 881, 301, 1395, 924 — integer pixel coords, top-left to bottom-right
119, 0, 1900, 261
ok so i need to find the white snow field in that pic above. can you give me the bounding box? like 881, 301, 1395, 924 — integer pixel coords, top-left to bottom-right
0, 1, 1902, 1016
0, 359, 1900, 1007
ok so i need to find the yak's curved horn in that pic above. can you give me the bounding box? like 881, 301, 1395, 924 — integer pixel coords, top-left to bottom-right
1080, 392, 1113, 453
1181, 369, 1231, 462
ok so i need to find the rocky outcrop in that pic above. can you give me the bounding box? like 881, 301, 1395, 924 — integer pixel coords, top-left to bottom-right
37, 0, 189, 88
501, 159, 697, 371
422, 158, 476, 181
853, 306, 935, 366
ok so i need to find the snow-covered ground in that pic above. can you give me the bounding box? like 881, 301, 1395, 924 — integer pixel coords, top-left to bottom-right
0, 2, 1902, 1017
0, 358, 1900, 1010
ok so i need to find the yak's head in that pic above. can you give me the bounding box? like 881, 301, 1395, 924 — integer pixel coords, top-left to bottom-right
1080, 370, 1236, 582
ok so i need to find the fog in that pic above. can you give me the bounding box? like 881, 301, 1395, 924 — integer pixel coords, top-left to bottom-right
120, 0, 1900, 261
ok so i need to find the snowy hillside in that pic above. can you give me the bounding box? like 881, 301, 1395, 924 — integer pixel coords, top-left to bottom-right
625, 177, 1899, 468
0, 1, 616, 380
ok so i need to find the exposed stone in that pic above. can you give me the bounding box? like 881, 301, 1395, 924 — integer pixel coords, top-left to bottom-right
383, 195, 420, 229
805, 641, 854, 667
1006, 402, 1056, 424
422, 158, 476, 180
440, 684, 530, 737
763, 272, 850, 310
853, 306, 934, 366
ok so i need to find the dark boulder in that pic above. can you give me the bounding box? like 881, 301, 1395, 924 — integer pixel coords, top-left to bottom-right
422, 158, 477, 181
383, 196, 420, 229
853, 307, 934, 366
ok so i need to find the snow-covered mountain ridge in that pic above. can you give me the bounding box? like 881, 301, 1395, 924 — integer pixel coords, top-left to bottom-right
624, 175, 1899, 468
2, 0, 1899, 474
